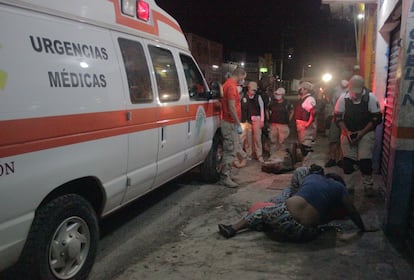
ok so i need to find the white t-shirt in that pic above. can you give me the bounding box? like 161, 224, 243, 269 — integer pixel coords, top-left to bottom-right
301, 94, 316, 112
335, 91, 380, 114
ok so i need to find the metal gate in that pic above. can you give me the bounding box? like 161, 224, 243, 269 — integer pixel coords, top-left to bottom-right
381, 28, 400, 186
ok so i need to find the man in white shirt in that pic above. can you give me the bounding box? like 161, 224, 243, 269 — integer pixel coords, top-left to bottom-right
334, 75, 382, 196
295, 82, 316, 156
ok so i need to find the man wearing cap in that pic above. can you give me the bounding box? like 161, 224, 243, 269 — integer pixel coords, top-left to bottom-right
240, 81, 265, 163
220, 67, 247, 188
268, 87, 294, 156
295, 82, 316, 156
334, 75, 382, 196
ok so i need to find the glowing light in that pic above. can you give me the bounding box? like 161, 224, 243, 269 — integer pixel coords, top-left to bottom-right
357, 13, 365, 20
212, 65, 219, 69
240, 62, 245, 67
322, 73, 333, 83
80, 62, 89, 68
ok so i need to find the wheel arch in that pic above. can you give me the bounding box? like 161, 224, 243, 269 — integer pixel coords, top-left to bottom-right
38, 176, 106, 218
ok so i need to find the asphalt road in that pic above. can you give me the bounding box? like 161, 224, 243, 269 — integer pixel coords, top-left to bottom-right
88, 170, 233, 280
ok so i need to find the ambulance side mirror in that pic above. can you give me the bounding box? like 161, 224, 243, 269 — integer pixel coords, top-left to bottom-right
209, 82, 223, 99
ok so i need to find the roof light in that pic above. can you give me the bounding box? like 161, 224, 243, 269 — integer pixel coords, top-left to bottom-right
137, 0, 150, 21
121, 0, 136, 17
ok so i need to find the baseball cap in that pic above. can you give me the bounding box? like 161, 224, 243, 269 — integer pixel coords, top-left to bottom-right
349, 75, 364, 93
298, 81, 313, 91
275, 87, 286, 95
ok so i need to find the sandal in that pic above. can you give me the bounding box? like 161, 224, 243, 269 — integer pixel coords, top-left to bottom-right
218, 224, 236, 238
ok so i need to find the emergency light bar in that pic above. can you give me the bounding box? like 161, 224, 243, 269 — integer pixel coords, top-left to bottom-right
121, 0, 150, 21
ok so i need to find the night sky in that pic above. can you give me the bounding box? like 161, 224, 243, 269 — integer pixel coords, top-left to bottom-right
156, 0, 354, 78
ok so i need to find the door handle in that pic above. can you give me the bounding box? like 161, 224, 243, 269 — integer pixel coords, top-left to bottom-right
161, 127, 166, 147
188, 121, 191, 138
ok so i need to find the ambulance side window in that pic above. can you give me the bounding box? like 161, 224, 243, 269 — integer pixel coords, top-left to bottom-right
179, 54, 208, 100
118, 38, 153, 103
148, 45, 180, 102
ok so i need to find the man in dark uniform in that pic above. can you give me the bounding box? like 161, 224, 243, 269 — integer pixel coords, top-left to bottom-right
334, 75, 382, 196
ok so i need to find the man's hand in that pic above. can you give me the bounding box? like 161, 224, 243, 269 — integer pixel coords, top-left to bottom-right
237, 124, 243, 134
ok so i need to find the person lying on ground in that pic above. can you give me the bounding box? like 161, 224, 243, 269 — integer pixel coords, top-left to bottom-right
218, 172, 377, 242
268, 164, 324, 205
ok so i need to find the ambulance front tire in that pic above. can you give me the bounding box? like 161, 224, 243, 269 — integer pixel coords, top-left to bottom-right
19, 194, 99, 280
200, 133, 223, 183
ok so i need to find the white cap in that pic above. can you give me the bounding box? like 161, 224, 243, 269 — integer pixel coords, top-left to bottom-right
275, 87, 286, 95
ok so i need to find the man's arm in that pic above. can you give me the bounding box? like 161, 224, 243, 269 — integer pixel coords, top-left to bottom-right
305, 109, 315, 128
228, 99, 240, 126
355, 93, 382, 141
334, 95, 352, 139
341, 195, 366, 232
258, 95, 265, 126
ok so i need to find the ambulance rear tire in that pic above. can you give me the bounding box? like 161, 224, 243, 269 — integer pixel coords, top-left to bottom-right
19, 194, 99, 280
200, 134, 223, 183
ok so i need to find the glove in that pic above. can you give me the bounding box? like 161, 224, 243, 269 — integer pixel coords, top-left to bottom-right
237, 124, 243, 134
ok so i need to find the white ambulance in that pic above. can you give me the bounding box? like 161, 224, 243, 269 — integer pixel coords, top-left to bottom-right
0, 0, 223, 279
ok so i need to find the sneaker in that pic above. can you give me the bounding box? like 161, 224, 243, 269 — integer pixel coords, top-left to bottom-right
218, 176, 239, 188
325, 159, 337, 168
218, 224, 237, 238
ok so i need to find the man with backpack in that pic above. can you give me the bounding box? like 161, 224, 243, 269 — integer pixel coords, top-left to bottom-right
268, 87, 294, 157
334, 75, 382, 196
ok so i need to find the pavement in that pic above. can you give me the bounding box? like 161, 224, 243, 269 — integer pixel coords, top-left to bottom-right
3, 130, 411, 280
111, 133, 414, 280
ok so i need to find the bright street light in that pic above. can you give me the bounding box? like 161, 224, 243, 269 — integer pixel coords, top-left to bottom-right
322, 73, 333, 83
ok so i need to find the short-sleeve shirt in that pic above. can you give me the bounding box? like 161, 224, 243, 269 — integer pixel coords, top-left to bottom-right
295, 174, 348, 222
335, 91, 380, 114
301, 94, 316, 112
221, 78, 241, 123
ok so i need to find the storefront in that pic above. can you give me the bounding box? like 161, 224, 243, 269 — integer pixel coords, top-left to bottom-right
324, 0, 414, 248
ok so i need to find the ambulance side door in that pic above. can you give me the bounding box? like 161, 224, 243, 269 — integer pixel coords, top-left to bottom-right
147, 43, 190, 186
115, 35, 159, 202
178, 53, 213, 167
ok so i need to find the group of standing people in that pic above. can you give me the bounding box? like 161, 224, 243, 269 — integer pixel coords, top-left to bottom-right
219, 67, 382, 198
219, 68, 295, 188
